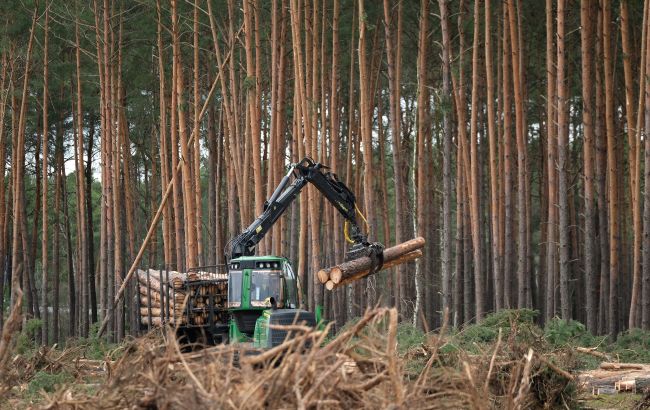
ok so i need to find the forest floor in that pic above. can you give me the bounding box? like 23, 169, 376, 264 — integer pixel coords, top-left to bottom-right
2, 309, 650, 409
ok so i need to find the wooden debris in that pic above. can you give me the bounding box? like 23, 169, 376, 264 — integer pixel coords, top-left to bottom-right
575, 346, 611, 361
600, 362, 645, 371
578, 362, 650, 394
319, 237, 425, 288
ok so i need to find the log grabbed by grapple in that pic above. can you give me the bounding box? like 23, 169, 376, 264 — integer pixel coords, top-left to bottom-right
317, 237, 426, 290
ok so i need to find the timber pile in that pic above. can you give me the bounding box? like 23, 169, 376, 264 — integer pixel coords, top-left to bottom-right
317, 237, 425, 290
136, 269, 228, 327
577, 361, 650, 395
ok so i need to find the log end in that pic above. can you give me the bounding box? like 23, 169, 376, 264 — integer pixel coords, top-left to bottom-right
317, 269, 330, 284
330, 267, 343, 284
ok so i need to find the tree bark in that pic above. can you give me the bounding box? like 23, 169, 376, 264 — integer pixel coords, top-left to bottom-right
582, 0, 598, 332
602, 0, 620, 338
557, 0, 571, 320
41, 7, 50, 345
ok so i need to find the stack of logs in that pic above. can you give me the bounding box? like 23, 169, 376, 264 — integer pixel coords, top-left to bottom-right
317, 237, 425, 290
136, 269, 228, 327
578, 361, 650, 395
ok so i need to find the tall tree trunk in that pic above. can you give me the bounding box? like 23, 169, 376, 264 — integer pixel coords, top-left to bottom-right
507, 0, 528, 308
414, 0, 429, 325
0, 50, 8, 330
639, 1, 650, 330
41, 7, 50, 345
545, 0, 557, 321
622, 0, 643, 329
582, 0, 598, 332
438, 0, 453, 318
10, 7, 37, 313
468, 0, 484, 321
75, 13, 90, 338
193, 0, 203, 265
503, 3, 514, 308
172, 0, 198, 270
485, 0, 500, 313
602, 0, 619, 338
556, 0, 570, 320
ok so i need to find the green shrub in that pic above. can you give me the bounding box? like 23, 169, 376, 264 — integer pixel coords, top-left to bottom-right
544, 318, 587, 346
396, 322, 426, 355
453, 309, 539, 349
16, 318, 43, 355
27, 371, 74, 397
607, 329, 650, 363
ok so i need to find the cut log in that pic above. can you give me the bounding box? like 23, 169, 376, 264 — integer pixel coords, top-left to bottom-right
139, 295, 161, 308
636, 378, 650, 391
136, 270, 164, 292
593, 387, 617, 395
317, 268, 331, 284
322, 237, 425, 286
139, 307, 183, 317
616, 379, 636, 392
600, 363, 645, 371
326, 250, 423, 290
140, 316, 185, 326
137, 286, 186, 302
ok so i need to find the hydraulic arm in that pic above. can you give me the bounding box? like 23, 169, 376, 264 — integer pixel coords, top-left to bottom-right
228, 157, 382, 264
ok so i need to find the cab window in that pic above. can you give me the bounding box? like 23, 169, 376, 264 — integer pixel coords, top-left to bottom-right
283, 263, 298, 308
228, 271, 242, 307
250, 271, 281, 307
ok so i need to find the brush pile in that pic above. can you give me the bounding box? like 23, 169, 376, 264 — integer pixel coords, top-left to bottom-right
136, 269, 228, 327
18, 308, 580, 409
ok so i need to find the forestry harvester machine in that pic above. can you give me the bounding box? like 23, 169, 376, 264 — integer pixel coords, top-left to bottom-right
137, 157, 384, 349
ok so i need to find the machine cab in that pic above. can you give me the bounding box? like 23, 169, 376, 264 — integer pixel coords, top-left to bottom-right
227, 256, 299, 340
227, 256, 298, 312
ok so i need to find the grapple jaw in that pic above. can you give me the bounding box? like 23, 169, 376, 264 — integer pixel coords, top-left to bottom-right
345, 241, 385, 274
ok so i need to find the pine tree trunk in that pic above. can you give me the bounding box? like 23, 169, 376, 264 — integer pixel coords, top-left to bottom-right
602, 0, 620, 338
468, 0, 484, 321
622, 0, 643, 329
438, 0, 453, 318
556, 0, 571, 320
413, 0, 429, 325
484, 0, 500, 313
41, 8, 50, 345
581, 0, 598, 333
503, 4, 514, 309
0, 51, 8, 330
639, 1, 650, 330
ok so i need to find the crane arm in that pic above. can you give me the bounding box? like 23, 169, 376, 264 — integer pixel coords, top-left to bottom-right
228, 157, 375, 261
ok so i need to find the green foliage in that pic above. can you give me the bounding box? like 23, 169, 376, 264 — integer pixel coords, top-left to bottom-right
395, 322, 426, 355
27, 370, 73, 397
606, 329, 650, 363
73, 322, 118, 360
16, 318, 43, 355
543, 317, 597, 347
453, 309, 539, 349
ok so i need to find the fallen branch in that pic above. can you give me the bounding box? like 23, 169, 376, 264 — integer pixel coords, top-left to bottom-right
575, 347, 611, 361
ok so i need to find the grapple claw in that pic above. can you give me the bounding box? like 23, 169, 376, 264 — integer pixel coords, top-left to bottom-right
345, 242, 385, 274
